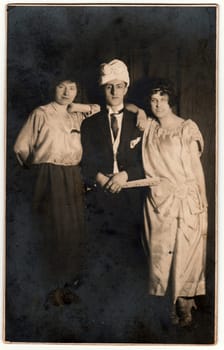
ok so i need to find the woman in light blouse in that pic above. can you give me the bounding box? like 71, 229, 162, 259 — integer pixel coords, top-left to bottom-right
14, 77, 100, 304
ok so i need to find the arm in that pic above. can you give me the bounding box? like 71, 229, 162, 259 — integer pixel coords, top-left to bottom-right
14, 109, 44, 167
125, 103, 148, 131
104, 171, 128, 194
190, 141, 208, 209
68, 103, 101, 117
96, 172, 110, 188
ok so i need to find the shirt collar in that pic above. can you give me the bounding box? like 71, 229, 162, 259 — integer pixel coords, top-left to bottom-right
107, 104, 124, 115
51, 101, 68, 114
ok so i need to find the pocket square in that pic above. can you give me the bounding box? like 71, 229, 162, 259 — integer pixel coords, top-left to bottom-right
130, 137, 141, 149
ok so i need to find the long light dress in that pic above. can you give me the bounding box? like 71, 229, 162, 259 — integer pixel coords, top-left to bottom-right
142, 117, 207, 303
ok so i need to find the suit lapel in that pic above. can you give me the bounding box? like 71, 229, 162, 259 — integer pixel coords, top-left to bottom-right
98, 110, 113, 151
119, 109, 132, 151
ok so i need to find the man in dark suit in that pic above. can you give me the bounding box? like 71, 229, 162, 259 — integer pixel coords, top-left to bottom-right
81, 60, 146, 314
81, 59, 144, 233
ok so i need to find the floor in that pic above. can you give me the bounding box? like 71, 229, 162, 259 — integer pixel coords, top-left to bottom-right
5, 157, 215, 345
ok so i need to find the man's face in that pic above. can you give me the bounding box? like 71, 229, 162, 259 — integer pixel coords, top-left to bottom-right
103, 79, 128, 107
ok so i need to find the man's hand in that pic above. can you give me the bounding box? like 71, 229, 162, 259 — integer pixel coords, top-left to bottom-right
105, 171, 128, 194
96, 172, 110, 189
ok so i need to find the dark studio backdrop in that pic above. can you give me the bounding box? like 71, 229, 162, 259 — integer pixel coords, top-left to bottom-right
6, 4, 216, 344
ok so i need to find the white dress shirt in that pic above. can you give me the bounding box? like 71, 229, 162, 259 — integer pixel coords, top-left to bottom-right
107, 104, 124, 174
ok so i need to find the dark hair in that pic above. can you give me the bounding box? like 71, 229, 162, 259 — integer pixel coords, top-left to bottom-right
48, 74, 80, 101
54, 78, 78, 87
148, 78, 177, 107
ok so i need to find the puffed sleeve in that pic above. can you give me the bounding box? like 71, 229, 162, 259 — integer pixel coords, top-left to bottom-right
182, 119, 204, 156
13, 107, 45, 166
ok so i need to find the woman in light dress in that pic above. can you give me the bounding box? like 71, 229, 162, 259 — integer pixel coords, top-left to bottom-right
142, 79, 208, 326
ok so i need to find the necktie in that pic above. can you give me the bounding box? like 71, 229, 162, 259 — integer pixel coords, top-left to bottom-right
110, 114, 119, 140
110, 108, 124, 140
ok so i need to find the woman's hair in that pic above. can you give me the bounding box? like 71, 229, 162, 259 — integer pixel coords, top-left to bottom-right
47, 73, 81, 101
148, 78, 177, 107
53, 75, 79, 89
54, 78, 78, 87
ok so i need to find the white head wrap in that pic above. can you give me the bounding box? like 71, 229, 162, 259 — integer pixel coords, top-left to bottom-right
99, 59, 130, 86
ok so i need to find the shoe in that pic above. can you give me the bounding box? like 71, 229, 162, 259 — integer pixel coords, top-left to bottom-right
46, 287, 80, 307
177, 297, 197, 327
62, 288, 80, 304
47, 288, 65, 306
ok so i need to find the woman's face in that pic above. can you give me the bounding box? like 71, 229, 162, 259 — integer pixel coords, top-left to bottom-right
55, 81, 77, 105
150, 91, 172, 119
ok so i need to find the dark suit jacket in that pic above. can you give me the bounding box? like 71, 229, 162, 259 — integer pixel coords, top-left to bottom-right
81, 108, 144, 187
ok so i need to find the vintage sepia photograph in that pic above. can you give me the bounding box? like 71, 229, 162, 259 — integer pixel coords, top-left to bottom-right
4, 2, 217, 346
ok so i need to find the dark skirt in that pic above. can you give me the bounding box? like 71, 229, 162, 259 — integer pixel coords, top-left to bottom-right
33, 163, 86, 287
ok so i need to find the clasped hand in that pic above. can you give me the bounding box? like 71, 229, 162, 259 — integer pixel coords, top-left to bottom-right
96, 171, 128, 194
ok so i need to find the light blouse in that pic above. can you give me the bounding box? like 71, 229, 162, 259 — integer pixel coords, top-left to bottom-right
14, 102, 85, 166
